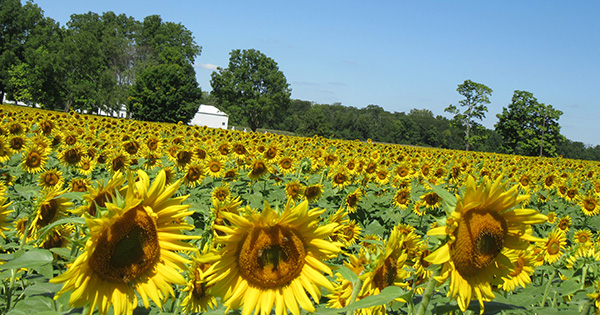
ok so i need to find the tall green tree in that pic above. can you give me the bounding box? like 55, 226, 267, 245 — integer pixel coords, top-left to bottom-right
210, 49, 291, 131
129, 59, 201, 124
0, 0, 45, 102
495, 90, 563, 157
445, 79, 492, 151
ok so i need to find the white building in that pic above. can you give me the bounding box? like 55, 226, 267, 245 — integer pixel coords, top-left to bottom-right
190, 104, 228, 129
97, 104, 128, 118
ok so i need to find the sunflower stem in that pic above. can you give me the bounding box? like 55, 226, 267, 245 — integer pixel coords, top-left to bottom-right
346, 277, 363, 315
582, 264, 589, 290
540, 269, 557, 307
581, 299, 593, 315
6, 217, 32, 313
415, 267, 440, 315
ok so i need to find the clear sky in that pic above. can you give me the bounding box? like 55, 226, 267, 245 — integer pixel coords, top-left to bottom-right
34, 0, 600, 146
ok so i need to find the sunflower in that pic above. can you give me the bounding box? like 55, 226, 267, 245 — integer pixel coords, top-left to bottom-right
183, 162, 205, 188
73, 172, 127, 216
39, 168, 64, 190
206, 200, 343, 315
556, 215, 572, 232
285, 181, 304, 202
60, 143, 85, 167
359, 226, 410, 309
247, 157, 270, 180
392, 189, 411, 210
579, 195, 599, 216
546, 211, 557, 224
574, 229, 593, 247
211, 196, 243, 229
277, 156, 296, 175
77, 156, 97, 176
9, 134, 26, 151
499, 249, 535, 292
345, 188, 362, 213
109, 150, 131, 173
69, 177, 89, 193
20, 143, 50, 174
330, 167, 351, 189
51, 170, 198, 315
0, 194, 13, 239
181, 245, 218, 314
205, 156, 225, 179
210, 183, 231, 203
28, 188, 73, 241
304, 183, 324, 202
420, 191, 442, 211
40, 224, 75, 250
425, 175, 547, 313
543, 229, 567, 264
0, 136, 13, 163
144, 134, 162, 152
231, 141, 248, 159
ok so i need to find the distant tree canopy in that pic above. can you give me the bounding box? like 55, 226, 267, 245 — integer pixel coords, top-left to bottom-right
259, 97, 599, 161
210, 49, 291, 131
0, 1, 202, 123
495, 90, 564, 157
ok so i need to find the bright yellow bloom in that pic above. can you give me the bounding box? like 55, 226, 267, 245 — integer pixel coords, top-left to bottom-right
206, 200, 343, 315
425, 175, 547, 313
51, 170, 198, 315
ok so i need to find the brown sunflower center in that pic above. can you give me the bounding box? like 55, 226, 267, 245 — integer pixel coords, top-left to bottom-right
451, 209, 507, 278
423, 193, 441, 206
209, 162, 221, 173
38, 199, 58, 227
250, 161, 267, 177
280, 158, 292, 169
508, 256, 525, 277
346, 194, 358, 207
112, 156, 126, 172
65, 135, 77, 146
334, 173, 347, 184
43, 172, 60, 186
547, 239, 560, 255
397, 167, 409, 177
238, 225, 306, 288
372, 257, 397, 290
577, 234, 589, 243
558, 219, 570, 231
186, 166, 202, 182
395, 191, 409, 205
26, 151, 42, 168
177, 150, 193, 164
584, 200, 596, 211
89, 205, 159, 283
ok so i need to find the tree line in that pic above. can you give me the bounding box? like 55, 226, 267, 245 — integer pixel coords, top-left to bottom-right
258, 95, 600, 161
207, 57, 600, 161
1, 0, 202, 123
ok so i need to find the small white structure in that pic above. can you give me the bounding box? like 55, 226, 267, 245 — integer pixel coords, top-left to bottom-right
97, 104, 128, 118
190, 104, 228, 129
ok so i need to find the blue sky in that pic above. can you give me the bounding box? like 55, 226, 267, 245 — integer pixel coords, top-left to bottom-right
35, 1, 600, 146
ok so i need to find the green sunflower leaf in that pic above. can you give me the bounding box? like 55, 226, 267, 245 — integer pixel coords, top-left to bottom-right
0, 248, 53, 270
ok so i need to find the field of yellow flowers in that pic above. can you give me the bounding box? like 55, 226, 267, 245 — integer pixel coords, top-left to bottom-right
1, 103, 600, 315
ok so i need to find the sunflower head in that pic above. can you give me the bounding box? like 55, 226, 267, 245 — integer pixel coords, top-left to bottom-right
425, 175, 547, 313
208, 200, 343, 315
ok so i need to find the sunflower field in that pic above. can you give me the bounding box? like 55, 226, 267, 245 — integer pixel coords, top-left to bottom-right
1, 104, 600, 315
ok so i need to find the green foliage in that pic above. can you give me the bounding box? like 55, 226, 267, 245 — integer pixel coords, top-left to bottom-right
495, 90, 564, 157
0, 0, 45, 102
129, 61, 201, 124
210, 49, 291, 131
